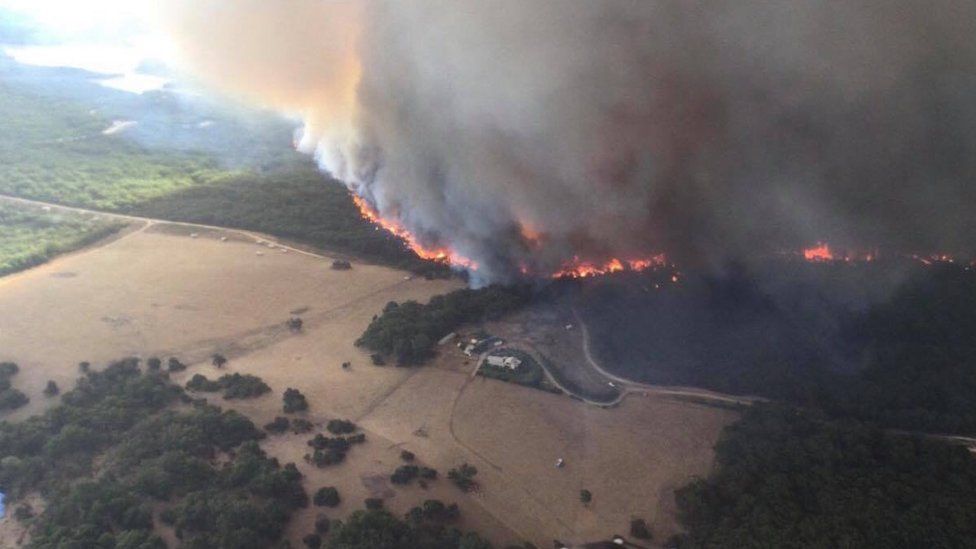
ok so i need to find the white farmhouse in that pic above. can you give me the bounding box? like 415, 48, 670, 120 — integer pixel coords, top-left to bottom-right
486, 355, 522, 370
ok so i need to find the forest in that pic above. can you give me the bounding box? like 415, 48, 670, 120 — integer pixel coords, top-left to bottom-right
674, 404, 976, 548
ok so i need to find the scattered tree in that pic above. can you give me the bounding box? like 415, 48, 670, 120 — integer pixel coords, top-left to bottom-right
314, 514, 331, 534
167, 357, 186, 372
313, 486, 341, 507
146, 357, 162, 372
448, 463, 478, 492
303, 533, 322, 548
630, 518, 652, 539
580, 489, 592, 505
43, 380, 60, 397
327, 419, 356, 434
283, 388, 309, 413
265, 416, 291, 434
287, 317, 304, 332
400, 449, 415, 462
364, 497, 384, 510
211, 353, 227, 368
391, 465, 420, 485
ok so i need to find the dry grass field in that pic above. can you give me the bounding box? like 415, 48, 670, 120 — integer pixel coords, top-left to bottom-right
0, 222, 738, 547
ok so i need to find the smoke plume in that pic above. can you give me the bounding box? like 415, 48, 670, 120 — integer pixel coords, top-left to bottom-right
157, 1, 976, 281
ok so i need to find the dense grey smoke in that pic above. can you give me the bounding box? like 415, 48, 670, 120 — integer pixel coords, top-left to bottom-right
159, 1, 976, 281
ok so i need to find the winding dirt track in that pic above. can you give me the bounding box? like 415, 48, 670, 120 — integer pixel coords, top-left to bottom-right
570, 307, 766, 408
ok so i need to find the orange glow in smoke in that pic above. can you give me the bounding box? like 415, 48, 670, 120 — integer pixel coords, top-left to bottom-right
352, 195, 478, 270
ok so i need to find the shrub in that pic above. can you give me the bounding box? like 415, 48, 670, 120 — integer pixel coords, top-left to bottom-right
186, 373, 270, 399
167, 358, 186, 372
13, 504, 33, 520
400, 450, 415, 462
43, 380, 60, 397
211, 353, 227, 368
447, 463, 478, 492
265, 416, 291, 434
313, 486, 340, 507
580, 489, 592, 504
326, 419, 356, 434
291, 418, 314, 433
283, 388, 309, 413
303, 533, 322, 548
146, 357, 162, 372
219, 373, 271, 399
0, 388, 28, 410
419, 467, 438, 480
0, 362, 19, 377
186, 373, 222, 392
391, 465, 420, 485
314, 514, 331, 534
364, 498, 384, 510
630, 518, 652, 539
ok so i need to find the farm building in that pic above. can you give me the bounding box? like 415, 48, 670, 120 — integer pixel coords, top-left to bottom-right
486, 355, 521, 370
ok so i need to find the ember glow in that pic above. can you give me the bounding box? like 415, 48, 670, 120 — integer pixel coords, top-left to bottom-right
351, 195, 478, 270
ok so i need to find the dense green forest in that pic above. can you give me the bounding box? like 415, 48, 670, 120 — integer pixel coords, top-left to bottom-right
674, 404, 976, 549
356, 286, 532, 364
0, 204, 125, 277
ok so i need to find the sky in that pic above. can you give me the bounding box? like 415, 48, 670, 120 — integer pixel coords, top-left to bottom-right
0, 0, 154, 42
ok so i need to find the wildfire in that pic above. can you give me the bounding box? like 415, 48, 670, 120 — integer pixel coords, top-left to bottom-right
800, 242, 876, 263
352, 193, 671, 279
351, 195, 479, 270
550, 254, 668, 279
798, 242, 969, 266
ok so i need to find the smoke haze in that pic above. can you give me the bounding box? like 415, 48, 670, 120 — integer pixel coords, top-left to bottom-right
157, 1, 976, 281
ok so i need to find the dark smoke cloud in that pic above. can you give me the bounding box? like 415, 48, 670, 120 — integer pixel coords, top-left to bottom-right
159, 0, 976, 281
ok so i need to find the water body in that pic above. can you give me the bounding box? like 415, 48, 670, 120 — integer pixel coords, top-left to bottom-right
2, 43, 169, 94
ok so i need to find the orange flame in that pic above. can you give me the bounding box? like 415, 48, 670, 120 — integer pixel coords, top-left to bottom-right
801, 242, 877, 263
353, 193, 668, 279
551, 254, 668, 279
351, 195, 478, 270
803, 242, 834, 262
